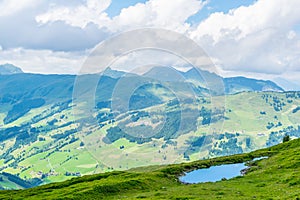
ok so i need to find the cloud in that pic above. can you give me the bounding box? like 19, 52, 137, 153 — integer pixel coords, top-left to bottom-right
36, 0, 206, 33
34, 0, 300, 77
0, 48, 87, 74
189, 0, 300, 75
190, 0, 300, 42
287, 30, 296, 40
0, 1, 110, 51
36, 0, 112, 29
108, 50, 193, 74
0, 0, 38, 17
108, 0, 206, 32
1, 0, 206, 52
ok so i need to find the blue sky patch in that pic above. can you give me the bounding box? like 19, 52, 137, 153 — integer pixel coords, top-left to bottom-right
106, 0, 148, 18
187, 0, 257, 25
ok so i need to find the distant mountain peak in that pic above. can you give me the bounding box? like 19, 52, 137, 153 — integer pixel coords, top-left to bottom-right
101, 67, 126, 79
143, 66, 186, 81
0, 63, 23, 75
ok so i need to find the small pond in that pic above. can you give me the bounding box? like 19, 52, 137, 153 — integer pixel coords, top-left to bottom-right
179, 163, 246, 184
180, 156, 269, 184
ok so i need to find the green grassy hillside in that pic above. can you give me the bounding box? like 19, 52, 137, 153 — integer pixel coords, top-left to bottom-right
0, 138, 299, 199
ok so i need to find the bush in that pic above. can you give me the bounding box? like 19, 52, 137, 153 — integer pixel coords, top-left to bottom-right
283, 135, 290, 143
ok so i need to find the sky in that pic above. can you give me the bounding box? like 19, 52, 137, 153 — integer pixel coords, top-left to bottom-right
0, 0, 300, 89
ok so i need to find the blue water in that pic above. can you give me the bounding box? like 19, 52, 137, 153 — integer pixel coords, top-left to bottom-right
179, 163, 246, 184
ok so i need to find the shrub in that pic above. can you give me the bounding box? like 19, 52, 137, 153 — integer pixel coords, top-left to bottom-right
283, 135, 290, 143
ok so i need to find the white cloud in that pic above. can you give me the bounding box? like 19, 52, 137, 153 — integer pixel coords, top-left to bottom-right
190, 0, 300, 42
287, 30, 296, 40
36, 0, 206, 33
0, 1, 110, 51
0, 48, 87, 74
108, 50, 193, 74
108, 0, 206, 32
189, 0, 300, 76
36, 0, 111, 29
35, 0, 300, 77
0, 0, 38, 17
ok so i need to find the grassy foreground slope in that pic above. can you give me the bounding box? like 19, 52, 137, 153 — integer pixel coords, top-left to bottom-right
0, 139, 300, 199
